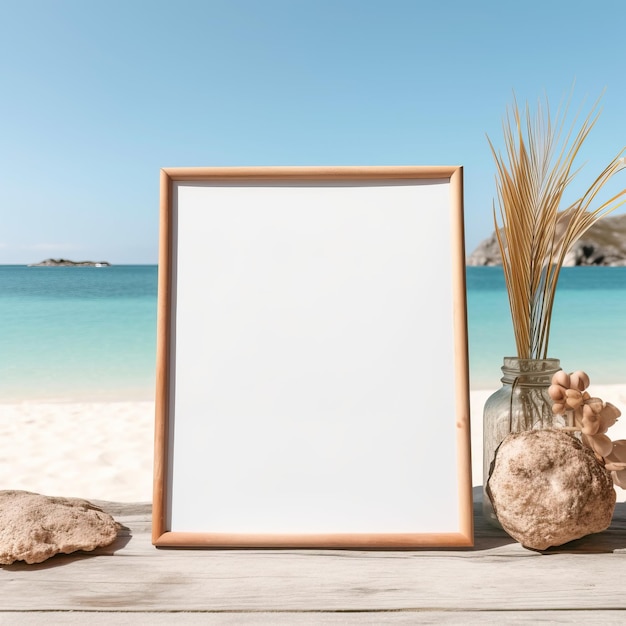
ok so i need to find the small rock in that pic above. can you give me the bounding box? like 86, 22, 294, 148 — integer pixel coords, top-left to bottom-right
0, 490, 120, 565
488, 429, 616, 550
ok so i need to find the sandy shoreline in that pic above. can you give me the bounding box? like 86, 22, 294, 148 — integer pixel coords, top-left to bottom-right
1, 401, 155, 503
4, 386, 626, 503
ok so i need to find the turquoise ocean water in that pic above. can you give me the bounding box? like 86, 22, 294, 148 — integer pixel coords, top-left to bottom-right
1, 264, 626, 401
467, 266, 626, 389
0, 265, 158, 402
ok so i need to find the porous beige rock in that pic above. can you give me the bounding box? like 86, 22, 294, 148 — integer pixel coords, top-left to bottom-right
488, 429, 616, 550
0, 490, 120, 565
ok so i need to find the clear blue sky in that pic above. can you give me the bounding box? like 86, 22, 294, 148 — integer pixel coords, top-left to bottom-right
2, 0, 625, 264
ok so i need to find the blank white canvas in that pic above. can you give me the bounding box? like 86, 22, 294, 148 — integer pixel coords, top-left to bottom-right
169, 180, 459, 534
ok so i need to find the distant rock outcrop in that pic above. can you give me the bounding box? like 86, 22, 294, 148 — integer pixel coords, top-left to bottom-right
28, 258, 111, 267
467, 213, 626, 267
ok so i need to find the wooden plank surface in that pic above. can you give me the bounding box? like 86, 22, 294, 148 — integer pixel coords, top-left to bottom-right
4, 612, 626, 625
2, 496, 626, 623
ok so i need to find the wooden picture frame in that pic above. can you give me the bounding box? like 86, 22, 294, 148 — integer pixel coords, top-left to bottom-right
153, 166, 473, 548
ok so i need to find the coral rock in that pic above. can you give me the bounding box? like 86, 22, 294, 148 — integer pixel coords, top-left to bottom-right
488, 429, 616, 550
0, 490, 119, 565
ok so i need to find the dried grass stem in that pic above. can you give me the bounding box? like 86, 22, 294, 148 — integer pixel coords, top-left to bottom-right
489, 93, 626, 359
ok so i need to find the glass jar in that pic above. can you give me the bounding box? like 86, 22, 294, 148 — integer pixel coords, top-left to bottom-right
482, 357, 565, 527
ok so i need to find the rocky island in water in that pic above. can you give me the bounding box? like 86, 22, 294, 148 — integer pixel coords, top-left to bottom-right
467, 213, 626, 266
28, 258, 111, 267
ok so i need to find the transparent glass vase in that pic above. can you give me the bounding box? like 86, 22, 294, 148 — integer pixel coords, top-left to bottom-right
482, 357, 565, 527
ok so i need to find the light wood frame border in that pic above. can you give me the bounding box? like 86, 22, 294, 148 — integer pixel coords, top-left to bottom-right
153, 165, 473, 548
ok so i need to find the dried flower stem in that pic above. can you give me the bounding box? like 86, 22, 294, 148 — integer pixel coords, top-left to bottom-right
488, 92, 626, 359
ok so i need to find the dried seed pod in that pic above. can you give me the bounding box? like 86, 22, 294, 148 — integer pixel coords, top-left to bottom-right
564, 388, 583, 409
612, 469, 626, 489
581, 417, 600, 436
605, 461, 626, 471
601, 402, 621, 420
598, 403, 621, 434
552, 370, 570, 388
585, 397, 604, 414
583, 403, 600, 421
606, 440, 626, 463
588, 433, 614, 457
569, 370, 590, 391
548, 384, 566, 401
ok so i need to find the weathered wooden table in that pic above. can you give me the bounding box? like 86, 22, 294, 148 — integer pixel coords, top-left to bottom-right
3, 495, 626, 624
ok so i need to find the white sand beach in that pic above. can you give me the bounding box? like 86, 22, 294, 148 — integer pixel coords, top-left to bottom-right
1, 401, 155, 503
3, 387, 626, 503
